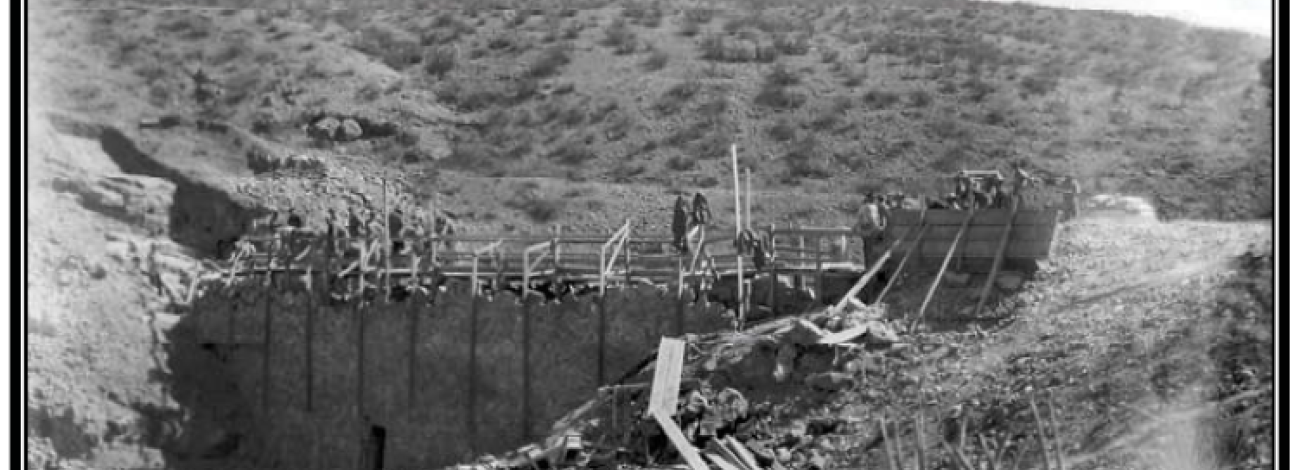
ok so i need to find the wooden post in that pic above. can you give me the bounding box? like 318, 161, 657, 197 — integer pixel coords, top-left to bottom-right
876, 224, 930, 305
914, 414, 928, 470
745, 167, 753, 231
521, 293, 533, 442
675, 256, 686, 336
910, 210, 976, 333
767, 225, 778, 314
624, 227, 633, 289
974, 198, 1022, 316
382, 179, 391, 303
731, 144, 745, 328
814, 237, 824, 306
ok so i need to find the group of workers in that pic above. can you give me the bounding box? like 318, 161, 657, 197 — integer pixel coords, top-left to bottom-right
222, 205, 459, 268
670, 193, 714, 254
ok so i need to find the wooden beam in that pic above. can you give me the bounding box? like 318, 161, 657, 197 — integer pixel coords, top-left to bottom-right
652, 410, 709, 470
645, 337, 687, 418
910, 210, 976, 333
973, 196, 1022, 316
830, 244, 896, 313
876, 224, 930, 305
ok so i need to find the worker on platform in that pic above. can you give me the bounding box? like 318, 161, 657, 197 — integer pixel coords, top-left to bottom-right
990, 174, 1008, 209
389, 208, 406, 255
672, 195, 691, 255
690, 193, 712, 229
856, 193, 887, 265
1063, 176, 1081, 220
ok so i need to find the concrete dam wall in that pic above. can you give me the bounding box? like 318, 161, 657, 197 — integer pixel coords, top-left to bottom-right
176, 281, 733, 469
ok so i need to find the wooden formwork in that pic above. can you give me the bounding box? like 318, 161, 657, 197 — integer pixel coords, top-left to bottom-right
885, 209, 1061, 273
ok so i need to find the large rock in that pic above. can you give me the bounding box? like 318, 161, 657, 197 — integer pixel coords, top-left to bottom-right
996, 272, 1025, 290
804, 372, 857, 393
861, 320, 900, 345
339, 119, 364, 141
309, 117, 341, 141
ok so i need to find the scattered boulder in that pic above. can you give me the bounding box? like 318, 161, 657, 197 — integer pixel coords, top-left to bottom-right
339, 119, 364, 141
308, 117, 341, 141
804, 372, 857, 392
861, 320, 900, 345
942, 271, 971, 287
997, 272, 1025, 290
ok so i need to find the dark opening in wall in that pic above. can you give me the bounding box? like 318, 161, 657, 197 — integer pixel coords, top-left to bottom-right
365, 424, 387, 470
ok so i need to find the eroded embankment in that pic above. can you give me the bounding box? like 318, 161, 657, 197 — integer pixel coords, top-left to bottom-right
45, 112, 267, 257
166, 282, 734, 468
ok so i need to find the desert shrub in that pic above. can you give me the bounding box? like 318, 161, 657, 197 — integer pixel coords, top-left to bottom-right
773, 33, 811, 55
684, 8, 714, 24
210, 41, 247, 66
697, 96, 729, 118
678, 20, 700, 37
447, 142, 499, 172
642, 49, 670, 71
353, 27, 423, 69
820, 49, 840, 63
863, 89, 900, 109
356, 83, 383, 102
528, 44, 572, 78
146, 85, 171, 108
843, 73, 864, 88
487, 33, 517, 51
605, 114, 633, 141
908, 89, 933, 108
766, 63, 802, 86
396, 130, 421, 147
505, 190, 565, 223
655, 80, 702, 114
1018, 69, 1060, 97
754, 84, 806, 110
768, 119, 797, 141
664, 124, 706, 148
610, 162, 646, 183
666, 154, 697, 171
783, 137, 832, 180
689, 133, 730, 158
602, 20, 639, 55
697, 175, 720, 187
563, 24, 583, 39
557, 104, 586, 127
135, 65, 167, 84
548, 140, 597, 165
424, 46, 457, 77
810, 110, 842, 132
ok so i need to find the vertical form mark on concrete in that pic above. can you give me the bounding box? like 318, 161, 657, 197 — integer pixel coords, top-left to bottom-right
596, 292, 607, 385
521, 293, 533, 443
357, 297, 366, 421
306, 269, 316, 413
261, 266, 275, 413
767, 224, 778, 315
467, 270, 480, 457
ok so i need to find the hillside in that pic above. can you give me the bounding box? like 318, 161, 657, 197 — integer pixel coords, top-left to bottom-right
32, 0, 1272, 226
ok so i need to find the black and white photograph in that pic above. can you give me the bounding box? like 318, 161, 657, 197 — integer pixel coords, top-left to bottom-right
20, 0, 1278, 469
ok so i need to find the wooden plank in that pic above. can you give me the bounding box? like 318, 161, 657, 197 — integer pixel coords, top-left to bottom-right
918, 239, 1053, 259
651, 410, 710, 470
911, 225, 1057, 242
889, 210, 1059, 227
911, 210, 975, 332
645, 337, 687, 418
974, 197, 1021, 316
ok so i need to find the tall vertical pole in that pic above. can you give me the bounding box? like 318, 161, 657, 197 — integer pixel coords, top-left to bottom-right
745, 168, 753, 231
730, 144, 745, 328
381, 179, 392, 303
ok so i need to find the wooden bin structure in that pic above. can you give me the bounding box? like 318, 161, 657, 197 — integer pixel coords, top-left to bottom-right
884, 208, 1061, 273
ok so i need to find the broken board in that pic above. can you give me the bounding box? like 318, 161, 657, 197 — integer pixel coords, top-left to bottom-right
645, 337, 687, 418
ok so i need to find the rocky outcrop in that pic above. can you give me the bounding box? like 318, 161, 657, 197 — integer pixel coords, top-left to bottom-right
53, 173, 176, 236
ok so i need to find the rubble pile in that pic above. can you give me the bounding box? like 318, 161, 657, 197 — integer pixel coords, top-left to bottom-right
453, 303, 909, 470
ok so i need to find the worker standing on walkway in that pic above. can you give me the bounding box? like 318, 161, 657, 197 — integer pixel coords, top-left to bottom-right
1063, 176, 1081, 220
855, 193, 887, 265
672, 195, 690, 254
690, 193, 712, 229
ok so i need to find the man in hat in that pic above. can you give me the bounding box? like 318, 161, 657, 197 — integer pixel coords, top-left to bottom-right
855, 193, 887, 265
671, 195, 691, 255
690, 192, 712, 229
1063, 176, 1081, 220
